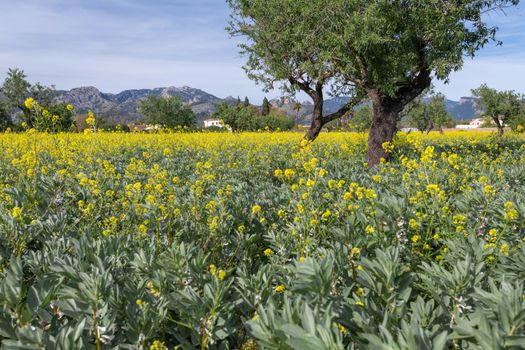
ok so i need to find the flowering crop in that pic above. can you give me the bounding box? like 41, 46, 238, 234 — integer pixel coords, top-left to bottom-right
0, 130, 524, 349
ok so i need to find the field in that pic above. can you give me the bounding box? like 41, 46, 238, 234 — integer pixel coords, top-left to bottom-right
1, 131, 525, 349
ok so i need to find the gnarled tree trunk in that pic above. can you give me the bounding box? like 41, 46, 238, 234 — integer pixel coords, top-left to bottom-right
367, 99, 402, 167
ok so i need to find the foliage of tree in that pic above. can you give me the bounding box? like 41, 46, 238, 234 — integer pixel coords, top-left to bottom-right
139, 95, 195, 128
0, 101, 13, 131
227, 0, 518, 166
243, 96, 250, 107
214, 102, 294, 131
471, 84, 521, 135
405, 94, 453, 133
1, 68, 58, 128
348, 106, 373, 133
261, 97, 270, 116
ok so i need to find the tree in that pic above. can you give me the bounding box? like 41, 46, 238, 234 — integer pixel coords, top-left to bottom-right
243, 96, 250, 107
348, 106, 373, 133
0, 101, 12, 131
227, 0, 518, 166
405, 94, 453, 134
471, 84, 521, 135
139, 95, 195, 128
1, 68, 31, 126
292, 102, 302, 125
261, 97, 271, 116
1, 68, 57, 128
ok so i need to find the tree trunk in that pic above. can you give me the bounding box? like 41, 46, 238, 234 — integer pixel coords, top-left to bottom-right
493, 117, 504, 135
367, 98, 402, 168
304, 97, 324, 141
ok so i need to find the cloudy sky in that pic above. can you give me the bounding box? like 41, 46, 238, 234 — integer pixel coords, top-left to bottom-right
0, 0, 523, 103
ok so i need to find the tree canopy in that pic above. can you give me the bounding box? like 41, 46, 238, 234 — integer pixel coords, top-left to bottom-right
471, 84, 521, 134
227, 0, 518, 165
139, 95, 195, 128
405, 94, 453, 133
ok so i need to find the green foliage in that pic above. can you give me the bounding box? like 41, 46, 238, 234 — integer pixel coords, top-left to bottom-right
472, 84, 521, 134
214, 102, 294, 131
139, 95, 195, 128
1, 68, 61, 129
262, 97, 271, 117
348, 106, 373, 133
1, 133, 525, 348
405, 94, 453, 133
0, 102, 12, 131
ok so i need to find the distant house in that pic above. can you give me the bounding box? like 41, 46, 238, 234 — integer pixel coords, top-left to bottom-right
457, 118, 484, 129
203, 119, 224, 128
401, 127, 419, 132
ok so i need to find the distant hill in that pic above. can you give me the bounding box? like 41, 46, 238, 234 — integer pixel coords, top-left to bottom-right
49, 85, 480, 126
54, 86, 229, 125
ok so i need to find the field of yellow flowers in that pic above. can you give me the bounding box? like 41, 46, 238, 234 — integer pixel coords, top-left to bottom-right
1, 130, 525, 349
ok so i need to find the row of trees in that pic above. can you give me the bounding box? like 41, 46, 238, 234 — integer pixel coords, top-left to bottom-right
214, 101, 295, 131
0, 69, 75, 132
344, 93, 454, 134
227, 0, 519, 166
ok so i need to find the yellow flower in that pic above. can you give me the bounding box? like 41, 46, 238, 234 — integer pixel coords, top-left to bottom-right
252, 204, 262, 215
409, 219, 418, 230
275, 284, 285, 293
209, 264, 217, 275
500, 244, 510, 256
136, 299, 147, 307
365, 225, 375, 235
150, 340, 168, 350
338, 324, 347, 334
483, 185, 494, 196
24, 97, 35, 109
66, 104, 74, 111
411, 235, 420, 243
218, 269, 226, 280
284, 169, 295, 179
318, 169, 326, 177
274, 169, 283, 177
86, 111, 96, 126
12, 207, 22, 220
263, 248, 273, 256
298, 256, 306, 263
372, 175, 382, 183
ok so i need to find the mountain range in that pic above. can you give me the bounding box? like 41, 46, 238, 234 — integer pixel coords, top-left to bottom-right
52, 86, 480, 125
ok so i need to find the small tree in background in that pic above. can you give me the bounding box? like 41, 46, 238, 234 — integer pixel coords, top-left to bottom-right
472, 84, 521, 135
0, 101, 13, 131
243, 96, 250, 107
261, 97, 271, 116
348, 106, 373, 133
405, 94, 452, 134
1, 68, 58, 129
140, 95, 195, 128
292, 102, 302, 125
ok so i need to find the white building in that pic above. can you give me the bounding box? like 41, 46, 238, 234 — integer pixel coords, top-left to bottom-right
457, 118, 485, 129
203, 119, 224, 128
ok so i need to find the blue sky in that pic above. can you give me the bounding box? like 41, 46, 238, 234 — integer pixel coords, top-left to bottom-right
0, 0, 523, 103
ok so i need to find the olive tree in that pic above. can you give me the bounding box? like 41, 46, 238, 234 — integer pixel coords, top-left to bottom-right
405, 94, 452, 134
471, 84, 521, 135
139, 95, 195, 128
227, 0, 518, 166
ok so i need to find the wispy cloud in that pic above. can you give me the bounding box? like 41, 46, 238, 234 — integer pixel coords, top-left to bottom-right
0, 1, 523, 103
